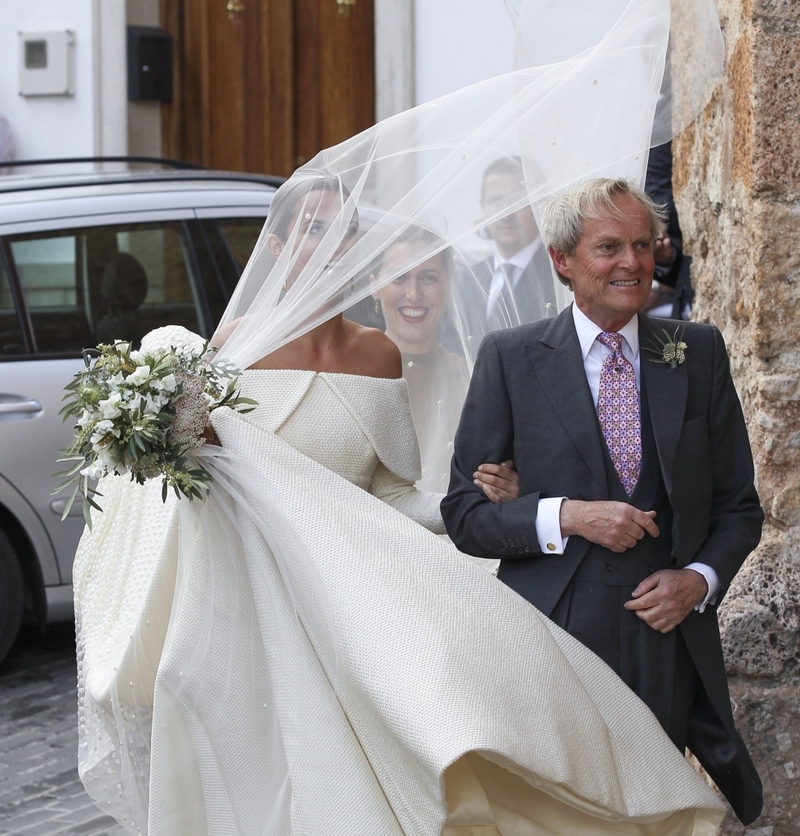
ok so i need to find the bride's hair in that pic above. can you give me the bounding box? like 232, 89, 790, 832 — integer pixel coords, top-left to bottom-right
267, 175, 354, 242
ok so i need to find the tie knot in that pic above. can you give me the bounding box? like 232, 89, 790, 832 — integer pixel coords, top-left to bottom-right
597, 331, 623, 352
500, 262, 516, 283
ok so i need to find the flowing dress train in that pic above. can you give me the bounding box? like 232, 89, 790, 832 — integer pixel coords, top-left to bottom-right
73, 332, 725, 835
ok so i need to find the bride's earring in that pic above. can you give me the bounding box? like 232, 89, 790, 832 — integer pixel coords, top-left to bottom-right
374, 299, 381, 314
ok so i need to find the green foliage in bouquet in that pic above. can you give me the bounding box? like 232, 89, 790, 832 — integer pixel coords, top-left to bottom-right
55, 340, 256, 528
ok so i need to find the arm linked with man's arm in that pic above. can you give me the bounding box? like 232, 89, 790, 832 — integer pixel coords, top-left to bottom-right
440, 334, 541, 558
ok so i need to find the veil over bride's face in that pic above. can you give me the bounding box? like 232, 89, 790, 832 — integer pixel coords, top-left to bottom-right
266, 186, 360, 287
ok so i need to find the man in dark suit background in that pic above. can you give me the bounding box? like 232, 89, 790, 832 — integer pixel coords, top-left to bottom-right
442, 178, 763, 824
450, 157, 556, 358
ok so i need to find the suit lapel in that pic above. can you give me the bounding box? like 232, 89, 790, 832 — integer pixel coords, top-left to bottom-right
525, 307, 608, 494
639, 314, 688, 497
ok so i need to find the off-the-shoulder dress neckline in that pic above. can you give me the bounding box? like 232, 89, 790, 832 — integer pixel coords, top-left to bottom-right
242, 367, 406, 384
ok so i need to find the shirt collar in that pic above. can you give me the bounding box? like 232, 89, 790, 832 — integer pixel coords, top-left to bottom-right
571, 303, 640, 361
492, 239, 539, 274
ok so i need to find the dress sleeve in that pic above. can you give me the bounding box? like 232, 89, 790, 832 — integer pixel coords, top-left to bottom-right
326, 374, 446, 533
368, 463, 446, 534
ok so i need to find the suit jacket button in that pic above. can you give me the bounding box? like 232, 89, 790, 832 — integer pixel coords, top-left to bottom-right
604, 563, 613, 573
546, 542, 557, 551
524, 545, 531, 553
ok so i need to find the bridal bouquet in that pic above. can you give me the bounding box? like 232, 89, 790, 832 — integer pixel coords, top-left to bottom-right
56, 339, 256, 527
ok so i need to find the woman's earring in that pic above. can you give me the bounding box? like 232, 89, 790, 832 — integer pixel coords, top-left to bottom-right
374, 299, 381, 314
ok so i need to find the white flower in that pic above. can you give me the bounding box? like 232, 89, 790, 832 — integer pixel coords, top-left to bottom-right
97, 446, 124, 474
126, 365, 151, 386
142, 393, 165, 415
90, 419, 115, 447
129, 350, 145, 364
98, 391, 123, 420
76, 411, 95, 429
152, 373, 178, 394
80, 463, 106, 480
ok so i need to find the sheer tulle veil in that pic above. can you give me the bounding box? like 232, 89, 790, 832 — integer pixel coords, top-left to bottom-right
214, 0, 722, 487
73, 0, 725, 832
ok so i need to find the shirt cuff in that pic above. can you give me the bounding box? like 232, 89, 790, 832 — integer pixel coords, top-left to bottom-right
535, 497, 569, 555
685, 562, 720, 613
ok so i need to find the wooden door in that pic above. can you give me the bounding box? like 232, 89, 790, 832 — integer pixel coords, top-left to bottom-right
161, 0, 375, 178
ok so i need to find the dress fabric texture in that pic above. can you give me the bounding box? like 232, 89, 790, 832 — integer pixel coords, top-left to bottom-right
73, 328, 724, 836
401, 344, 470, 493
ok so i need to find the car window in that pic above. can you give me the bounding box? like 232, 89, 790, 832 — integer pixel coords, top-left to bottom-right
213, 217, 266, 272
0, 253, 24, 355
7, 221, 203, 354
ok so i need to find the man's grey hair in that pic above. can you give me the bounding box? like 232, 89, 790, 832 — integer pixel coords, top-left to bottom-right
540, 178, 667, 287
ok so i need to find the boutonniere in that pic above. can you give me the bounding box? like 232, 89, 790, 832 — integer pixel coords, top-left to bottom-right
644, 325, 687, 369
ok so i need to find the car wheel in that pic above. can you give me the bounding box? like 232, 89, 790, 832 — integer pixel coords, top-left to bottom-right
0, 529, 24, 665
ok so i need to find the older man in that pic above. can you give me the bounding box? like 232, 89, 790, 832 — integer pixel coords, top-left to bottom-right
442, 178, 763, 824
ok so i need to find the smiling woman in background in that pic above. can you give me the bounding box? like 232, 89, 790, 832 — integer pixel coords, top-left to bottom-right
372, 228, 471, 492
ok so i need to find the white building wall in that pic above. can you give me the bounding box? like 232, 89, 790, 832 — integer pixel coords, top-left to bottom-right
413, 0, 515, 105
2, 0, 513, 163
0, 0, 127, 163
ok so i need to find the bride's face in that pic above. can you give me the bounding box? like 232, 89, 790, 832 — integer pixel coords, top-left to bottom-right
268, 188, 360, 282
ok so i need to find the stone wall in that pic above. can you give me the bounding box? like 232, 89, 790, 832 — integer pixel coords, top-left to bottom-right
674, 0, 800, 832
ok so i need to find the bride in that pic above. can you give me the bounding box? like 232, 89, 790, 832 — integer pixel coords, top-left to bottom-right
72, 0, 729, 833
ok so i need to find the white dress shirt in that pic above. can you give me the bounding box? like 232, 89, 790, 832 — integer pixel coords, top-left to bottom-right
485, 240, 540, 322
533, 304, 719, 610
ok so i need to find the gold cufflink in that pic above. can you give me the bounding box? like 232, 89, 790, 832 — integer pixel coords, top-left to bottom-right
547, 542, 557, 551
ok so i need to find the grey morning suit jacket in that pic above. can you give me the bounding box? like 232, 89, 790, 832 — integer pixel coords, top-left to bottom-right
450, 247, 557, 360
441, 306, 764, 824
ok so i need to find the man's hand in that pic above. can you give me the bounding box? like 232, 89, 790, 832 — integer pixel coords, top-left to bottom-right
474, 460, 519, 503
624, 569, 708, 633
559, 500, 659, 552
653, 233, 674, 266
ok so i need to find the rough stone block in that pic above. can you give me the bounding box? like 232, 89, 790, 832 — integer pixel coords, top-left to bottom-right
719, 538, 800, 677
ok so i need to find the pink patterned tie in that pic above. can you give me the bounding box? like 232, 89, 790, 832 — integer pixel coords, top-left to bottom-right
596, 331, 641, 496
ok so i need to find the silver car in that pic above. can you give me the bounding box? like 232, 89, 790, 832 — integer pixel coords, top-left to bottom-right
0, 160, 278, 662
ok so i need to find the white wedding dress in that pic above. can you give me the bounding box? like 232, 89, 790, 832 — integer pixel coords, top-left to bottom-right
73, 328, 724, 836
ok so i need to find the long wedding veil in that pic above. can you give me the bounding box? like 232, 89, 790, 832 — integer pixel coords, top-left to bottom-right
214, 0, 722, 489
74, 0, 725, 832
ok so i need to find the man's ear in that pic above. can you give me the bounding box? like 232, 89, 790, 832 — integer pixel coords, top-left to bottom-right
266, 233, 284, 258
548, 246, 572, 280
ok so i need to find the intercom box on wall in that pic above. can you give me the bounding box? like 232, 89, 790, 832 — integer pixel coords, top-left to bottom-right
19, 30, 76, 97
127, 26, 172, 103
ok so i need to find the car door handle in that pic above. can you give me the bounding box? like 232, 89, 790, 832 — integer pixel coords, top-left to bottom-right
0, 395, 44, 419
50, 497, 84, 517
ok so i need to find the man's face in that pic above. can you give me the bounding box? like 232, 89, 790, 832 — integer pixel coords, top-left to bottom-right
481, 173, 539, 258
550, 194, 655, 331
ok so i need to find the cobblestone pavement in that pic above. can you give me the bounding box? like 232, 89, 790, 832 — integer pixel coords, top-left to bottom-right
0, 624, 125, 836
